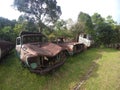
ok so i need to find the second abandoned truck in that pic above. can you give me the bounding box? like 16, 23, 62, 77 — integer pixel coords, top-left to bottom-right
55, 37, 85, 55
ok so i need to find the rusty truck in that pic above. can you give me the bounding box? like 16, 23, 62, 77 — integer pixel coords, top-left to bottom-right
16, 31, 67, 74
55, 37, 85, 55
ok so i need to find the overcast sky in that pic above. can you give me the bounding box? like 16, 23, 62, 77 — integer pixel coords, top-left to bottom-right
0, 0, 120, 23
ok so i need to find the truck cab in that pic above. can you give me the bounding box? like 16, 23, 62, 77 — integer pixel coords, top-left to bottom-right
78, 33, 93, 48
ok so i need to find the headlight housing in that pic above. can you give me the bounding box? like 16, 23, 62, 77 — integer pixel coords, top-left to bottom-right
26, 56, 38, 69
26, 56, 50, 69
29, 63, 37, 69
22, 46, 27, 51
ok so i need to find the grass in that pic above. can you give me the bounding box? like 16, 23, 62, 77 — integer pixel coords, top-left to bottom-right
80, 48, 120, 90
0, 48, 120, 90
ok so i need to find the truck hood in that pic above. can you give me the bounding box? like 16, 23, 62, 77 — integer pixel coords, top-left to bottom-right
57, 42, 80, 52
62, 42, 79, 45
58, 42, 79, 48
23, 42, 62, 57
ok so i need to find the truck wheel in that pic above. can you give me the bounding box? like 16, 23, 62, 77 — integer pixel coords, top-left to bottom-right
21, 61, 27, 68
83, 44, 87, 51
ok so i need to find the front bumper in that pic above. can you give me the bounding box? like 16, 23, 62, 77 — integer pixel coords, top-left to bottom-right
30, 61, 65, 74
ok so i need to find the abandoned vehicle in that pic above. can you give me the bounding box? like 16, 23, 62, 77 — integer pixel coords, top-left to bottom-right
54, 37, 85, 55
16, 31, 67, 74
0, 40, 14, 60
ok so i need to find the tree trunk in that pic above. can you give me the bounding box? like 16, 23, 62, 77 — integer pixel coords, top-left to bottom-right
38, 26, 42, 32
38, 21, 43, 32
76, 33, 80, 42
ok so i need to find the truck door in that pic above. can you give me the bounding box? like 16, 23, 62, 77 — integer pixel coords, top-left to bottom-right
16, 37, 21, 58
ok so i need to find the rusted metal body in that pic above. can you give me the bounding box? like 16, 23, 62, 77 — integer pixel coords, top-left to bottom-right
0, 40, 14, 60
55, 38, 85, 55
16, 31, 66, 74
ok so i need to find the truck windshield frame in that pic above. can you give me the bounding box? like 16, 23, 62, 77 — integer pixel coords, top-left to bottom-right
22, 34, 47, 44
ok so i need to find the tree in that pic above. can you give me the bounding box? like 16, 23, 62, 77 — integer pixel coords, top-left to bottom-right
18, 15, 39, 32
92, 13, 105, 25
0, 17, 16, 30
66, 18, 74, 29
77, 12, 93, 34
53, 19, 72, 39
70, 22, 85, 41
54, 19, 67, 31
99, 24, 114, 46
106, 15, 116, 29
0, 26, 16, 42
13, 15, 39, 37
113, 25, 120, 44
70, 12, 93, 41
0, 17, 17, 42
14, 0, 61, 32
91, 13, 115, 47
91, 13, 104, 46
106, 15, 116, 24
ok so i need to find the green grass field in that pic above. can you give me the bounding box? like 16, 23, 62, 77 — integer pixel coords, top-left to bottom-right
0, 48, 120, 90
80, 48, 120, 90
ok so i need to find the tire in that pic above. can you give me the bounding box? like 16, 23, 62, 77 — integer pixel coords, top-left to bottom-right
21, 61, 27, 68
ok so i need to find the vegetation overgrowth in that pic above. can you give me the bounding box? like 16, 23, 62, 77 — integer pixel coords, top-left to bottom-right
0, 48, 120, 90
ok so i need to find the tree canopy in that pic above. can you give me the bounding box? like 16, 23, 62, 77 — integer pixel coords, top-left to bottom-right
13, 0, 62, 32
0, 10, 120, 48
77, 12, 93, 33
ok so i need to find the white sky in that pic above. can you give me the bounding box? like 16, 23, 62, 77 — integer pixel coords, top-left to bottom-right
0, 0, 21, 20
0, 0, 120, 23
